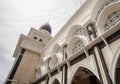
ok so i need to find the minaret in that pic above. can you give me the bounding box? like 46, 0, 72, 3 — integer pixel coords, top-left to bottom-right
4, 23, 52, 84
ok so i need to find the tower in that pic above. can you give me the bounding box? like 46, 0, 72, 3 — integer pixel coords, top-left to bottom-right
4, 23, 52, 84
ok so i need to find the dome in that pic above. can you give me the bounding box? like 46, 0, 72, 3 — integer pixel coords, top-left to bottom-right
40, 23, 52, 34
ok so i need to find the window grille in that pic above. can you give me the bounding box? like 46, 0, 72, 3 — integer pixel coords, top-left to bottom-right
104, 10, 120, 31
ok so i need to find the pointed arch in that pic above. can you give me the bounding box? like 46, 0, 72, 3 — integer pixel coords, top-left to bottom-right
110, 45, 120, 84
52, 78, 60, 84
56, 53, 63, 63
68, 65, 99, 84
69, 64, 100, 84
96, 1, 120, 34
66, 35, 88, 57
52, 44, 60, 54
66, 24, 88, 42
49, 55, 58, 69
41, 65, 47, 75
66, 24, 81, 41
52, 43, 63, 56
39, 57, 50, 75
53, 43, 63, 62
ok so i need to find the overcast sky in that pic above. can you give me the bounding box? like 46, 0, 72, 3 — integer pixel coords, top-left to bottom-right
0, 0, 85, 83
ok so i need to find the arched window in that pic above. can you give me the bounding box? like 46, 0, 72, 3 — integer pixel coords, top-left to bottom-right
72, 40, 84, 54
104, 10, 120, 31
33, 36, 37, 40
66, 36, 88, 57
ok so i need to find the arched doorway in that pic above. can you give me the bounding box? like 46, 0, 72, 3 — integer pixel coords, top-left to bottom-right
71, 67, 101, 84
115, 54, 120, 84
53, 79, 60, 84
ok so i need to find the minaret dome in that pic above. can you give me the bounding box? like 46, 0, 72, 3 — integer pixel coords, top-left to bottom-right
39, 23, 52, 34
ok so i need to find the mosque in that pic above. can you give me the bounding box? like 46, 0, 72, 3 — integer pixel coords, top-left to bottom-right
4, 0, 120, 84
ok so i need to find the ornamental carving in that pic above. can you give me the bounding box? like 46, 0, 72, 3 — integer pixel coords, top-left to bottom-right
72, 40, 84, 54
104, 10, 120, 31
74, 28, 88, 36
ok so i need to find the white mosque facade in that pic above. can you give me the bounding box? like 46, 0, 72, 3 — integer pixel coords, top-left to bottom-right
4, 0, 120, 84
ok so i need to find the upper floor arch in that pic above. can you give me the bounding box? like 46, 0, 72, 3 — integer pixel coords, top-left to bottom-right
66, 24, 81, 41
49, 55, 58, 69
66, 35, 88, 57
96, 1, 120, 34
66, 25, 89, 42
51, 44, 63, 56
52, 43, 63, 62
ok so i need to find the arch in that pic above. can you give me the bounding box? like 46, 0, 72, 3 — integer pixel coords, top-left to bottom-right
96, 1, 120, 34
49, 55, 59, 69
52, 44, 63, 61
41, 65, 47, 75
69, 65, 100, 84
66, 24, 88, 42
52, 78, 60, 84
55, 47, 63, 55
40, 57, 51, 74
56, 53, 63, 63
110, 45, 120, 84
52, 44, 63, 55
49, 44, 60, 57
38, 58, 47, 75
53, 44, 60, 53
66, 25, 81, 41
40, 57, 52, 72
48, 44, 64, 69
66, 35, 88, 57
115, 55, 120, 84
104, 9, 120, 31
